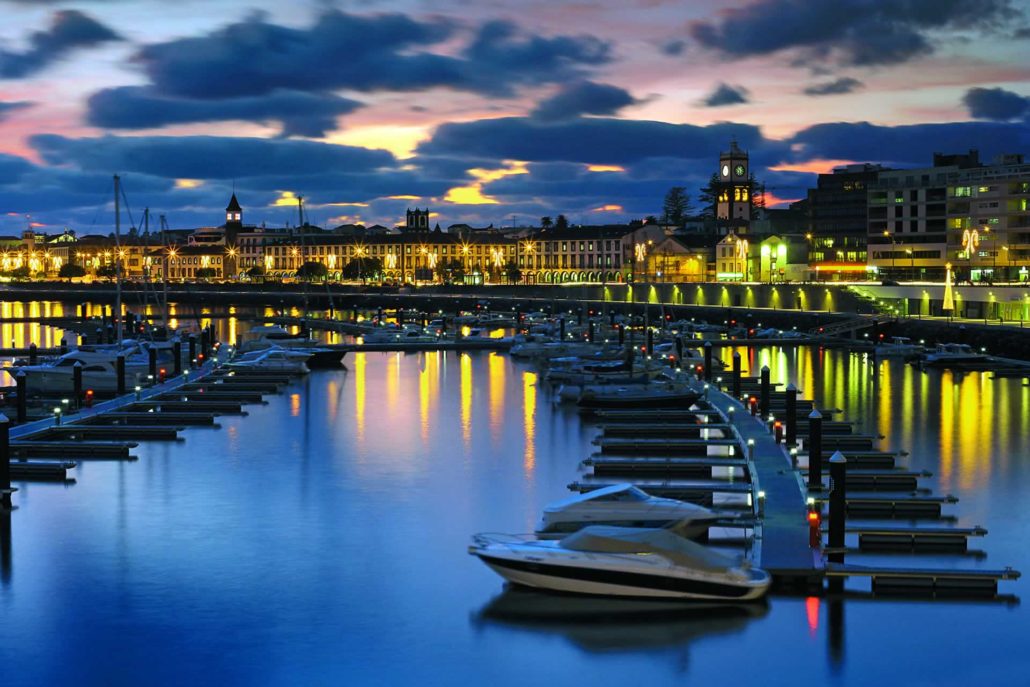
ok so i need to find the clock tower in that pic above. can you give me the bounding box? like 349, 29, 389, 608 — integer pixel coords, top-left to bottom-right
716, 141, 751, 232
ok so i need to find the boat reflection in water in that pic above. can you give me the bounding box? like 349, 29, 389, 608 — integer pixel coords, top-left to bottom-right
474, 585, 768, 655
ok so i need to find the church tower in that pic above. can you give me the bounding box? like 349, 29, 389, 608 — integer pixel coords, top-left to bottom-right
716, 141, 751, 232
405, 208, 430, 232
226, 193, 243, 229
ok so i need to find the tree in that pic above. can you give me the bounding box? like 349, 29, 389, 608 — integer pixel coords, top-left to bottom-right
697, 173, 720, 218
195, 267, 218, 280
296, 261, 328, 281
749, 172, 764, 219
661, 186, 690, 226
246, 265, 265, 277
439, 258, 465, 284
503, 260, 522, 284
95, 264, 117, 279
58, 263, 86, 279
540, 216, 553, 229
555, 214, 569, 229
340, 257, 382, 282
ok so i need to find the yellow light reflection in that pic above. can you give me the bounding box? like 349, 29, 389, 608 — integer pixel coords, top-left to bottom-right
488, 352, 505, 439
289, 393, 301, 417
523, 371, 537, 475
460, 353, 472, 446
354, 353, 366, 443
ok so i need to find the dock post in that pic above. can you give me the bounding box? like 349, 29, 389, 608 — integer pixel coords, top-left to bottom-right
785, 383, 798, 447
588, 320, 595, 343
703, 341, 713, 381
173, 341, 182, 376
732, 351, 741, 398
618, 324, 624, 346
759, 365, 770, 418
73, 362, 83, 409
106, 324, 114, 344
117, 355, 126, 396
28, 343, 37, 365
674, 337, 683, 364
15, 372, 26, 424
646, 328, 653, 356
808, 410, 823, 490
148, 347, 158, 380
189, 336, 197, 367
560, 318, 566, 341
200, 329, 210, 359
60, 338, 68, 355
828, 451, 847, 565
1, 415, 12, 509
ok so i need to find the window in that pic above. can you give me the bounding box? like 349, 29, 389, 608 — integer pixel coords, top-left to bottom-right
954, 186, 972, 197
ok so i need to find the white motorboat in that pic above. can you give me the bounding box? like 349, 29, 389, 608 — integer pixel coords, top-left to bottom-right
361, 325, 438, 344
922, 343, 991, 367
577, 383, 700, 408
239, 325, 344, 367
874, 336, 923, 358
227, 347, 311, 374
6, 343, 159, 394
469, 524, 770, 600
535, 484, 720, 538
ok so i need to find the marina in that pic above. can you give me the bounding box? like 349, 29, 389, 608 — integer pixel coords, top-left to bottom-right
0, 299, 1027, 685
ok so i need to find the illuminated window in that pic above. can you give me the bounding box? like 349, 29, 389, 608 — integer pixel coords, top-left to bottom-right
954, 186, 972, 197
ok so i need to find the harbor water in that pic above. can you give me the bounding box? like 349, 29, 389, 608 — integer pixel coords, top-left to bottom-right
0, 310, 1027, 685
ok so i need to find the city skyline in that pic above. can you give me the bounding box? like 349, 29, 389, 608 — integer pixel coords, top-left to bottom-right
0, 0, 1027, 234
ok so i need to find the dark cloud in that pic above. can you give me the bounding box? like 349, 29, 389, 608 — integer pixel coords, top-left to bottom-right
802, 77, 864, 96
419, 116, 781, 166
0, 10, 121, 79
0, 100, 32, 120
531, 81, 638, 121
86, 87, 363, 137
962, 87, 1029, 121
134, 11, 609, 100
689, 0, 1019, 67
701, 83, 750, 107
30, 134, 396, 180
660, 40, 686, 56
789, 120, 1030, 166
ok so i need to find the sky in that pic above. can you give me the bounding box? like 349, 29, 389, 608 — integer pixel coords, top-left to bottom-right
0, 0, 1028, 235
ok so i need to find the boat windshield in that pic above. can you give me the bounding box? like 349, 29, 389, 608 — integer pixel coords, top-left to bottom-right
561, 525, 741, 572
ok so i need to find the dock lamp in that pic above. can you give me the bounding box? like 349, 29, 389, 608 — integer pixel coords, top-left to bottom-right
53, 406, 62, 425
135, 385, 142, 401
757, 490, 766, 516
747, 438, 755, 462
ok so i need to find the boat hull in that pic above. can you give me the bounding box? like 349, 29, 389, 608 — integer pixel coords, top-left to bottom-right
474, 553, 768, 601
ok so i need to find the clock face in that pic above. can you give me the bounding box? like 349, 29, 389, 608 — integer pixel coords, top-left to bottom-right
721, 164, 730, 178
734, 164, 746, 177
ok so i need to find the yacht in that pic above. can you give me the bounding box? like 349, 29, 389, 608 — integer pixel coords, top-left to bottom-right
922, 343, 991, 367
227, 348, 312, 375
6, 342, 158, 395
535, 484, 720, 538
469, 524, 770, 600
874, 336, 923, 358
362, 325, 438, 344
577, 384, 700, 408
239, 325, 344, 368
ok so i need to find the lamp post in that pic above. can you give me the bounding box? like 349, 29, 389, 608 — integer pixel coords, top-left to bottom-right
905, 248, 913, 281
1002, 245, 1010, 283
882, 230, 895, 277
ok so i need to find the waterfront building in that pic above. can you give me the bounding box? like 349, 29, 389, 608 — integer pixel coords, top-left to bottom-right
715, 233, 749, 281
516, 223, 665, 284
806, 163, 884, 280
645, 234, 712, 282
152, 244, 236, 281
867, 151, 1030, 282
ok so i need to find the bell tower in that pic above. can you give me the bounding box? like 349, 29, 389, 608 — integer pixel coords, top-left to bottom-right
716, 141, 751, 231
226, 193, 243, 229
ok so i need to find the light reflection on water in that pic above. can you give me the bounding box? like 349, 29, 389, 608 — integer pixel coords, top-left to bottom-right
0, 317, 1027, 683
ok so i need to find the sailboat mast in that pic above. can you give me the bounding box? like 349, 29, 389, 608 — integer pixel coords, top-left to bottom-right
114, 174, 123, 343
160, 214, 170, 328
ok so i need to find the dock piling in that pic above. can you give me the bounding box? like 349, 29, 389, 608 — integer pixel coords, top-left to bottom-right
703, 341, 713, 381
646, 328, 653, 356
15, 372, 26, 424
732, 351, 741, 397
828, 451, 847, 562
675, 337, 683, 364
1, 416, 12, 509
117, 355, 126, 396
189, 336, 197, 368
785, 383, 798, 447
808, 410, 823, 490
60, 338, 67, 355
560, 318, 566, 341
588, 320, 595, 343
618, 324, 624, 346
759, 365, 770, 418
73, 362, 83, 409
28, 343, 37, 365
148, 347, 157, 380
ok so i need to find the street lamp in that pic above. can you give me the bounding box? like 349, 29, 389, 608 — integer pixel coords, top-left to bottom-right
1002, 245, 1010, 282
882, 230, 895, 277
905, 248, 913, 280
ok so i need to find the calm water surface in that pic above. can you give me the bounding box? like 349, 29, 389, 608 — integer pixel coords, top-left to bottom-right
0, 310, 1027, 685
